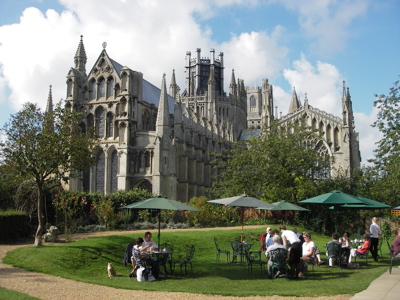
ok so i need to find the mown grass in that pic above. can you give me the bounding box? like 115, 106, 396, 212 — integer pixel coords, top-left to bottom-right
2, 226, 393, 297
0, 287, 40, 300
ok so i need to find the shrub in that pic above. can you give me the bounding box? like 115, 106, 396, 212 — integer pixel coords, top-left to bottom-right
0, 210, 33, 242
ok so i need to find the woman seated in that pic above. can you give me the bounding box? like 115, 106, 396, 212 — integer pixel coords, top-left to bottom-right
348, 233, 370, 264
132, 237, 160, 280
340, 232, 351, 263
299, 232, 324, 277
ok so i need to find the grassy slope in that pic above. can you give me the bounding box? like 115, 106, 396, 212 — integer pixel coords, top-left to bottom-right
2, 227, 391, 297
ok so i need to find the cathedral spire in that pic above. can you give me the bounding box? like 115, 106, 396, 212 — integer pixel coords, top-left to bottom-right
44, 85, 54, 133
169, 69, 178, 98
156, 74, 170, 136
342, 81, 354, 127
74, 35, 87, 73
46, 85, 53, 114
288, 87, 301, 113
229, 69, 237, 96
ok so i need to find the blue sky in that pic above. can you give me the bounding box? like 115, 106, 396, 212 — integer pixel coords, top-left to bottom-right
0, 0, 399, 166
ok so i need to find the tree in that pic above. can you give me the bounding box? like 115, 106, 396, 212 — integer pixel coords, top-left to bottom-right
0, 102, 97, 246
368, 78, 400, 207
0, 165, 24, 210
209, 122, 331, 203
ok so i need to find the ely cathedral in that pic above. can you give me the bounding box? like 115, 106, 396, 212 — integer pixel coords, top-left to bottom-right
61, 36, 361, 201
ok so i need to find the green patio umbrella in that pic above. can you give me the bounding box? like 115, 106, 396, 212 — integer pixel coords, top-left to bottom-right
299, 191, 365, 232
120, 196, 201, 246
259, 200, 310, 211
257, 200, 309, 222
208, 194, 274, 241
299, 190, 365, 206
330, 195, 390, 210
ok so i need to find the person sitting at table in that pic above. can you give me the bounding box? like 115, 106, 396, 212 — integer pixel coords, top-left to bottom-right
293, 228, 304, 243
326, 233, 342, 267
348, 233, 370, 264
280, 225, 302, 279
392, 228, 400, 257
261, 227, 271, 251
299, 232, 324, 277
340, 232, 351, 263
142, 231, 159, 251
132, 237, 160, 280
265, 235, 288, 277
265, 229, 282, 249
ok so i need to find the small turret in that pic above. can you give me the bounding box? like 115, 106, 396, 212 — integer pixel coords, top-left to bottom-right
74, 35, 87, 73
44, 85, 54, 133
169, 69, 178, 99
156, 74, 170, 136
288, 87, 301, 113
229, 69, 237, 96
46, 85, 53, 114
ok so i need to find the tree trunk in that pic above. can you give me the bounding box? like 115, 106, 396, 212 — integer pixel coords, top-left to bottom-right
34, 186, 45, 247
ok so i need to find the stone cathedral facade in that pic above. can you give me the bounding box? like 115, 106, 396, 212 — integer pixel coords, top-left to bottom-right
62, 37, 360, 201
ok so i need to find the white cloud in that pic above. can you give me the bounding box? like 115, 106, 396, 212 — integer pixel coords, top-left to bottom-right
0, 0, 290, 115
274, 0, 369, 55
221, 26, 288, 86
283, 54, 343, 115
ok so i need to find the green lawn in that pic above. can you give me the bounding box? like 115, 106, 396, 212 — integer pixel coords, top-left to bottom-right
2, 227, 393, 297
0, 287, 40, 300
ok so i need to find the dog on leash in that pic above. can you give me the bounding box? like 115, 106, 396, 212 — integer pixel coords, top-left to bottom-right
107, 262, 117, 277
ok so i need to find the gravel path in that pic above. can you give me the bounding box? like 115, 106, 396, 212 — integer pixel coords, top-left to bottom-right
0, 226, 351, 300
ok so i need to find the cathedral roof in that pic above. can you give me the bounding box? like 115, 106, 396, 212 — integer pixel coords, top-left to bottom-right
142, 78, 175, 113
109, 58, 123, 74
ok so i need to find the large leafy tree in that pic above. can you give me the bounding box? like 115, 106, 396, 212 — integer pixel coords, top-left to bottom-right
0, 102, 97, 246
368, 78, 400, 207
209, 122, 331, 203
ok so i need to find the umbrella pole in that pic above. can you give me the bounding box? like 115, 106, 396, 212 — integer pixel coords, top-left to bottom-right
241, 208, 244, 242
158, 210, 161, 247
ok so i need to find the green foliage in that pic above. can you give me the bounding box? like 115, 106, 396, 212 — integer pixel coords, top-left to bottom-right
0, 165, 25, 210
382, 220, 393, 241
187, 196, 240, 227
109, 188, 154, 208
91, 197, 119, 229
368, 77, 400, 208
52, 191, 89, 235
137, 209, 150, 222
208, 122, 330, 203
0, 210, 33, 242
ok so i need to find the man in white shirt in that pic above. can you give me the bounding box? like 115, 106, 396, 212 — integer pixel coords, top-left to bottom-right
142, 231, 159, 251
280, 225, 302, 279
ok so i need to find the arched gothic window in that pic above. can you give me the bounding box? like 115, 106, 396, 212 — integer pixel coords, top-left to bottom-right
95, 107, 105, 138
91, 80, 97, 100
110, 150, 118, 193
106, 112, 113, 138
250, 95, 256, 112
95, 150, 105, 193
67, 79, 73, 97
99, 78, 105, 98
107, 77, 114, 98
87, 114, 94, 129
